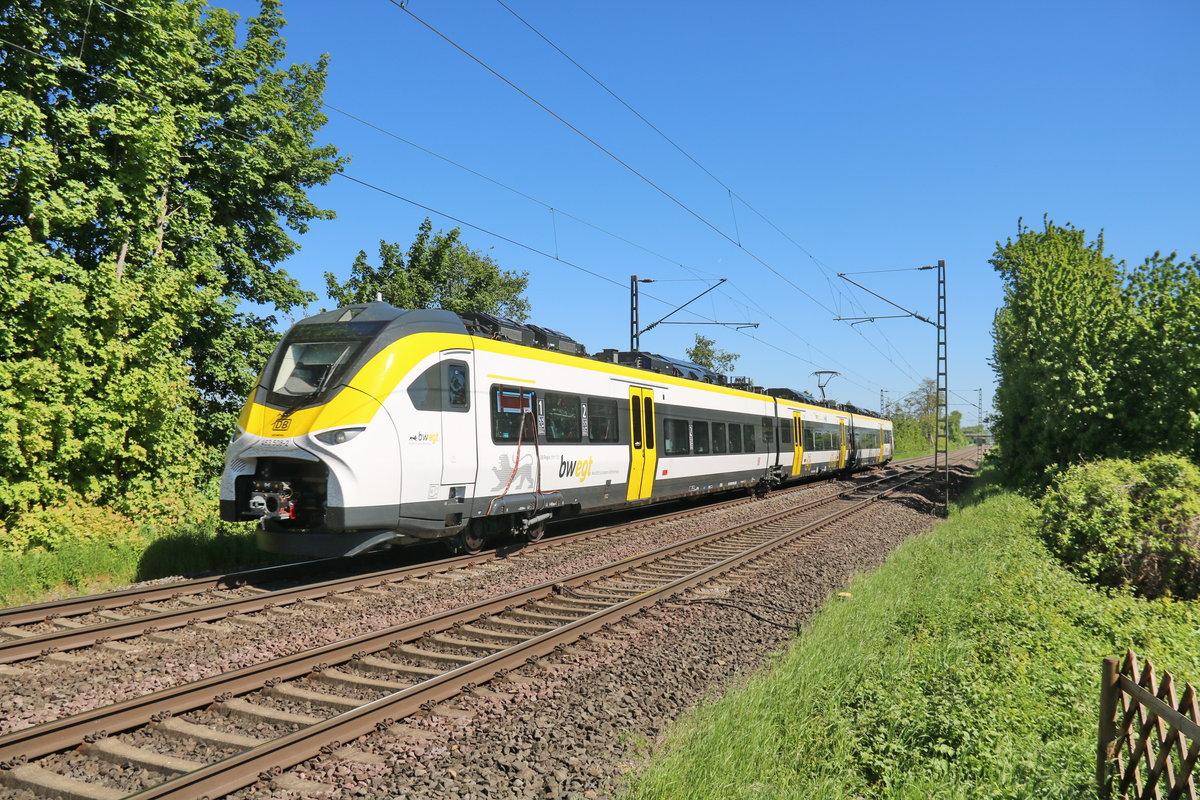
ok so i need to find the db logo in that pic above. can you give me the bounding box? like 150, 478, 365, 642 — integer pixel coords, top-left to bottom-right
272, 417, 291, 431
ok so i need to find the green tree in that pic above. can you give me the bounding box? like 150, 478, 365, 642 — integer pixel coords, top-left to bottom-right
1118, 252, 1200, 462
989, 219, 1131, 486
326, 218, 531, 320
685, 334, 739, 374
0, 0, 343, 517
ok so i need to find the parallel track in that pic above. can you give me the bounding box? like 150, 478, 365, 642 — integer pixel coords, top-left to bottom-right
0, 462, 930, 664
0, 461, 953, 800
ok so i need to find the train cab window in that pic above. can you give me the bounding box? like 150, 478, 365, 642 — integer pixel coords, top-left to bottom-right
545, 392, 581, 442
447, 364, 469, 409
693, 421, 710, 454
885, 429, 893, 445
781, 420, 793, 446
744, 425, 756, 452
663, 419, 690, 456
761, 417, 773, 445
491, 386, 535, 442
728, 423, 742, 454
711, 422, 727, 454
587, 397, 620, 443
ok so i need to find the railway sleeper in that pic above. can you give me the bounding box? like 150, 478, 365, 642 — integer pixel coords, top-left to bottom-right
543, 596, 611, 610
216, 696, 324, 727
268, 682, 363, 712
533, 599, 606, 614
151, 716, 265, 750
390, 642, 477, 667
314, 667, 408, 693
0, 762, 125, 800
424, 632, 508, 654
82, 735, 206, 775
505, 607, 579, 625
357, 654, 441, 680
456, 624, 529, 644
480, 616, 558, 635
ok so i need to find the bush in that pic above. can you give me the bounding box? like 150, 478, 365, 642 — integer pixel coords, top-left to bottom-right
0, 500, 142, 555
1039, 455, 1200, 597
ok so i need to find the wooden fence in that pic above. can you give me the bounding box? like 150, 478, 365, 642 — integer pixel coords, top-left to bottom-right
1098, 650, 1200, 799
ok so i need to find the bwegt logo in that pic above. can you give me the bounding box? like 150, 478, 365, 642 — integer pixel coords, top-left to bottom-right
558, 456, 594, 483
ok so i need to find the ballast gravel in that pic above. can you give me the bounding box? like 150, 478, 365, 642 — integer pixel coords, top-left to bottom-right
0, 479, 851, 734
221, 465, 973, 800
0, 460, 974, 800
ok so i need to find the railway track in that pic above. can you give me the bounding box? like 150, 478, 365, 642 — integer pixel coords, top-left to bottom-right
0, 461, 943, 800
0, 463, 924, 665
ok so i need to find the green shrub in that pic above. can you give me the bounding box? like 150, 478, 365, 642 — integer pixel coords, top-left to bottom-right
1039, 454, 1200, 597
1, 500, 143, 554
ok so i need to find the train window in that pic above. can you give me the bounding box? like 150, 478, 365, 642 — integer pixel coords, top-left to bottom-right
663, 419, 690, 456
407, 362, 442, 412
491, 386, 535, 442
728, 423, 742, 454
631, 399, 642, 449
781, 420, 793, 445
447, 364, 469, 409
693, 421, 710, 454
644, 397, 655, 449
885, 429, 893, 445
744, 425, 756, 452
587, 397, 619, 443
545, 392, 581, 442
711, 422, 727, 454
761, 417, 773, 445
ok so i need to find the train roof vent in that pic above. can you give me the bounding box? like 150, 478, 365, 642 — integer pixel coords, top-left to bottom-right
526, 324, 586, 356
767, 387, 819, 404
458, 311, 535, 346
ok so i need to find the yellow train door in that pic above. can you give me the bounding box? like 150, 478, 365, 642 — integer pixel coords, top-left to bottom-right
791, 412, 804, 476
838, 419, 847, 469
626, 387, 657, 500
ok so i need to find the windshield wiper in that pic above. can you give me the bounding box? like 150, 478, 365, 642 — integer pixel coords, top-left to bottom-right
281, 347, 352, 415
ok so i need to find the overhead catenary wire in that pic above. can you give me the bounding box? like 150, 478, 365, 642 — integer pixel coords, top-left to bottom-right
394, 1, 936, 393
387, 0, 840, 318
490, 0, 864, 312
13, 5, 934, 403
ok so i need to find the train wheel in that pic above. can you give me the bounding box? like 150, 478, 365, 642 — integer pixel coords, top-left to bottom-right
456, 524, 486, 554
524, 521, 546, 543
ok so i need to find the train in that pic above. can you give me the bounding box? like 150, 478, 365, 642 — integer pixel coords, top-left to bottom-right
219, 303, 893, 557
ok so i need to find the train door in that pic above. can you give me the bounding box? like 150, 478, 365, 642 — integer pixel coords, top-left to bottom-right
838, 418, 847, 469
626, 386, 657, 501
791, 413, 804, 476
439, 352, 478, 498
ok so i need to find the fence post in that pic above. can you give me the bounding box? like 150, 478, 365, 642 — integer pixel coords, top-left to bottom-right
1098, 656, 1120, 798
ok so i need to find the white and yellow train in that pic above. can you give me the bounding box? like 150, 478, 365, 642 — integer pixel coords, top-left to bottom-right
220, 303, 893, 557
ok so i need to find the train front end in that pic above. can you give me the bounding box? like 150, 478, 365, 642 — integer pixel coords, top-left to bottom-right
219, 304, 464, 557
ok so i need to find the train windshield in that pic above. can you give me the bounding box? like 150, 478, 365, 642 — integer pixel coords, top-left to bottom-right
264, 321, 388, 407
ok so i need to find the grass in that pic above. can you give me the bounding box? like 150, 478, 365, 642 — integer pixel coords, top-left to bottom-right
0, 515, 275, 608
625, 463, 1200, 799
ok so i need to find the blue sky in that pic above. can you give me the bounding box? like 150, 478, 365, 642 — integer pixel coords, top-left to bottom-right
224, 0, 1198, 422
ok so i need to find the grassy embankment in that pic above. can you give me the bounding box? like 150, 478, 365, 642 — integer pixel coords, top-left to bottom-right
627, 463, 1200, 799
0, 497, 271, 607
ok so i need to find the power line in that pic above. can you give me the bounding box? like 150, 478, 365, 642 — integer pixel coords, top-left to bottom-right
388, 0, 839, 317
478, 0, 935, 392
17, 5, 928, 402
491, 0, 864, 312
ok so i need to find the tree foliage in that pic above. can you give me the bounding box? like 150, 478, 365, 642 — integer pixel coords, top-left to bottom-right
326, 218, 531, 321
990, 218, 1200, 486
0, 0, 343, 519
1038, 455, 1200, 598
884, 378, 964, 457
685, 334, 739, 374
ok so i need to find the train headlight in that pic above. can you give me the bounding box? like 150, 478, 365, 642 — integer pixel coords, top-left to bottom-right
314, 427, 366, 445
